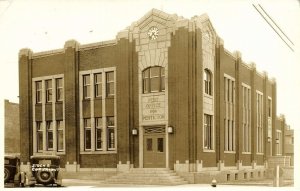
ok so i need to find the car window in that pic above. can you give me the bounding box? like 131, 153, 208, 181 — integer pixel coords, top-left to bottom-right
38, 160, 52, 165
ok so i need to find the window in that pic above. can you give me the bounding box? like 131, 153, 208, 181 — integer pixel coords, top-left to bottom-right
37, 121, 43, 152
204, 69, 212, 95
268, 98, 272, 118
94, 73, 102, 98
107, 116, 115, 150
83, 75, 91, 99
147, 138, 153, 151
95, 117, 103, 150
56, 78, 63, 102
157, 138, 164, 152
224, 75, 235, 151
106, 72, 114, 96
57, 120, 64, 152
36, 81, 42, 103
204, 114, 213, 150
45, 80, 52, 103
46, 121, 53, 150
142, 66, 165, 93
276, 130, 282, 155
257, 92, 263, 153
242, 85, 251, 152
84, 118, 91, 150
267, 97, 272, 139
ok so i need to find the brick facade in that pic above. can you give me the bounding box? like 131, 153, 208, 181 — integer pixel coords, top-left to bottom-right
4, 100, 20, 154
18, 9, 289, 175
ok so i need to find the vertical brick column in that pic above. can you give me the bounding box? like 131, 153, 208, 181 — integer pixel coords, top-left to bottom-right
19, 49, 33, 164
250, 63, 257, 164
64, 40, 79, 165
271, 79, 277, 156
188, 25, 197, 170
195, 28, 203, 164
234, 51, 242, 164
215, 37, 224, 163
263, 72, 268, 162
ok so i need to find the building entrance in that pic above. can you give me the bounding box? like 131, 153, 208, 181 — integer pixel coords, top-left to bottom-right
143, 126, 166, 168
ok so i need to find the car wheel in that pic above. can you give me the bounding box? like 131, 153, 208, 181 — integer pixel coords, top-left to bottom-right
36, 170, 53, 185
4, 167, 10, 183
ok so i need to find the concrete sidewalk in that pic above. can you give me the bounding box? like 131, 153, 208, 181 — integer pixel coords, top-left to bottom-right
62, 178, 294, 188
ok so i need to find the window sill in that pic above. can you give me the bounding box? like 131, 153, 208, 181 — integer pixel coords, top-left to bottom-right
242, 152, 251, 155
224, 151, 236, 154
34, 151, 65, 155
141, 92, 165, 96
256, 153, 264, 155
94, 97, 103, 100
204, 94, 213, 98
80, 151, 117, 155
203, 149, 215, 153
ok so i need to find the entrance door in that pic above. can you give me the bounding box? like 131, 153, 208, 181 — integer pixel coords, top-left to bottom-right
143, 127, 166, 168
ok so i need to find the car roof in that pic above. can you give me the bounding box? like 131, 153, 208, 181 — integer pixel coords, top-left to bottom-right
5, 155, 19, 159
30, 155, 60, 160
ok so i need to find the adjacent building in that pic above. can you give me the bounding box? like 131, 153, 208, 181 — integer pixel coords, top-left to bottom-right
18, 9, 292, 182
4, 99, 20, 155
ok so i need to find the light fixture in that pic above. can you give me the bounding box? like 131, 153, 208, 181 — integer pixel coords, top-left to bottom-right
132, 128, 138, 135
167, 126, 174, 134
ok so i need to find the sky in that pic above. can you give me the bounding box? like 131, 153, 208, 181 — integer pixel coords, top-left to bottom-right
0, 0, 299, 189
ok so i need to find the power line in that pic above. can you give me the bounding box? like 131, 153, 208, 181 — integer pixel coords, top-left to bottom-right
258, 4, 294, 46
252, 4, 294, 52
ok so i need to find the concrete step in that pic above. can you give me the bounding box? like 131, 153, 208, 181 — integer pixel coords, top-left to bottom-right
104, 168, 188, 185
61, 171, 116, 180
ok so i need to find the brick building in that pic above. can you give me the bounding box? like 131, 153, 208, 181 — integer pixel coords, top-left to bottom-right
4, 99, 20, 155
18, 9, 288, 182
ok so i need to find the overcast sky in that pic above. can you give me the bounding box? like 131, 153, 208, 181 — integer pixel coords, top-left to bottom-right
0, 0, 299, 141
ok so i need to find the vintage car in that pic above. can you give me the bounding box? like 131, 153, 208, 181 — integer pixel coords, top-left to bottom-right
4, 155, 25, 187
27, 155, 62, 187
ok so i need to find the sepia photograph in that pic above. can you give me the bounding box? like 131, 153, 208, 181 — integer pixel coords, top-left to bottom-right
0, 0, 298, 190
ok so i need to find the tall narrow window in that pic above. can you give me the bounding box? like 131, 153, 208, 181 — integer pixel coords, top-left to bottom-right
83, 75, 90, 99
161, 67, 165, 91
276, 130, 282, 155
45, 80, 52, 103
95, 117, 103, 150
268, 98, 272, 140
57, 120, 64, 152
204, 69, 212, 95
37, 121, 43, 152
143, 69, 150, 93
36, 81, 42, 103
204, 114, 213, 150
150, 67, 160, 92
46, 121, 53, 150
56, 78, 63, 102
84, 118, 91, 150
157, 138, 164, 152
106, 72, 115, 96
107, 116, 115, 150
224, 75, 235, 151
268, 98, 272, 118
256, 92, 263, 153
242, 85, 251, 152
142, 66, 165, 93
94, 73, 102, 98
